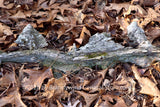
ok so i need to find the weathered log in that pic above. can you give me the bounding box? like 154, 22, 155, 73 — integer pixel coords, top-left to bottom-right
0, 48, 160, 72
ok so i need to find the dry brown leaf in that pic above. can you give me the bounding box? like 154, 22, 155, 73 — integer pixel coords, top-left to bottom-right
75, 26, 90, 45
39, 1, 50, 10
10, 10, 26, 19
32, 11, 48, 17
56, 99, 64, 107
111, 70, 136, 95
151, 61, 160, 73
99, 94, 128, 107
0, 23, 13, 35
131, 65, 160, 97
57, 25, 66, 39
56, 15, 70, 23
74, 10, 86, 24
0, 72, 16, 89
146, 27, 160, 44
21, 67, 53, 92
76, 91, 98, 107
69, 0, 79, 5
118, 17, 129, 34
137, 0, 159, 6
140, 8, 160, 27
98, 68, 108, 79
36, 11, 54, 24
4, 3, 14, 9
153, 97, 160, 107
0, 69, 16, 94
0, 0, 6, 8
62, 100, 82, 107
37, 0, 46, 7
124, 5, 147, 16
105, 3, 130, 13
154, 3, 160, 13
42, 77, 68, 99
83, 75, 102, 93
23, 10, 32, 17
0, 88, 27, 107
100, 94, 138, 107
57, 4, 78, 16
15, 0, 34, 5
0, 64, 26, 107
49, 0, 56, 6
83, 68, 108, 92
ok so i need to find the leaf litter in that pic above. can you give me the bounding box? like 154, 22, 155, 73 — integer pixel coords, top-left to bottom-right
0, 0, 160, 106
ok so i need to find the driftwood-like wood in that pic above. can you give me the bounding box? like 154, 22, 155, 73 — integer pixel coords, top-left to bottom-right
0, 48, 160, 71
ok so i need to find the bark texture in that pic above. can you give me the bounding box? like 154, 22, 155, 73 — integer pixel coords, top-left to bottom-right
0, 47, 160, 72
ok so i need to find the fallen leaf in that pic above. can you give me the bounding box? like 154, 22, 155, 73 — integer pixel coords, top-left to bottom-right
0, 0, 6, 8
75, 10, 86, 24
105, 3, 130, 14
21, 67, 53, 92
75, 26, 90, 45
131, 65, 160, 97
154, 3, 160, 13
139, 0, 159, 6
124, 5, 147, 16
0, 23, 13, 35
0, 63, 26, 107
140, 8, 160, 27
76, 91, 98, 107
10, 10, 26, 19
42, 76, 68, 99
111, 70, 136, 95
57, 25, 66, 39
0, 88, 27, 107
62, 99, 82, 107
99, 94, 128, 107
146, 27, 160, 43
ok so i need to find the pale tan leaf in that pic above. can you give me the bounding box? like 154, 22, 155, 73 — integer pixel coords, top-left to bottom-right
75, 38, 83, 44
140, 8, 160, 27
76, 26, 90, 45
0, 0, 6, 8
21, 67, 53, 92
124, 5, 147, 16
131, 65, 160, 97
76, 91, 98, 107
10, 10, 26, 19
42, 77, 68, 99
0, 88, 27, 107
105, 3, 130, 13
0, 23, 13, 35
99, 94, 127, 107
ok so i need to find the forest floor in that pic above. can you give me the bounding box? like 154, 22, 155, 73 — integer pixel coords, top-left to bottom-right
0, 0, 160, 107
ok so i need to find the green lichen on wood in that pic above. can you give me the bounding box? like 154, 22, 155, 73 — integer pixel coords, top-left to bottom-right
85, 52, 108, 58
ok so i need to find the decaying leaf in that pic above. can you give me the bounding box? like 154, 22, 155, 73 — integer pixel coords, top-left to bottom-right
41, 76, 68, 99
99, 94, 128, 107
62, 100, 82, 107
131, 65, 160, 97
0, 63, 26, 107
0, 88, 27, 107
10, 10, 26, 19
0, 23, 13, 35
21, 67, 53, 92
76, 91, 99, 107
75, 26, 90, 45
140, 8, 160, 27
124, 5, 147, 16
